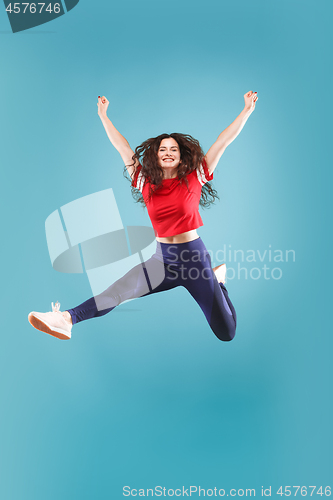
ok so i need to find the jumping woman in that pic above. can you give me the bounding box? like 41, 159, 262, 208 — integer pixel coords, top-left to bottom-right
28, 90, 258, 341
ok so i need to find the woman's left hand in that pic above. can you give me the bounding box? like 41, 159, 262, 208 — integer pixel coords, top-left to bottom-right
244, 90, 258, 112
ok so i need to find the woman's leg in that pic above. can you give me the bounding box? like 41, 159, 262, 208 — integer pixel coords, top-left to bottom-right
66, 255, 179, 325
182, 249, 237, 342
153, 238, 236, 342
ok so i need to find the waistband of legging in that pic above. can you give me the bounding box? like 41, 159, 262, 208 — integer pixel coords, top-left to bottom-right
153, 237, 209, 264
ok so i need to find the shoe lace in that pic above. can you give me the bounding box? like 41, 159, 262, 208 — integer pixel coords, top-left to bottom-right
51, 301, 61, 312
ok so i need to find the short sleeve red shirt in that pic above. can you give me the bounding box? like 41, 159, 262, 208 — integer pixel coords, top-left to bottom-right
131, 159, 214, 237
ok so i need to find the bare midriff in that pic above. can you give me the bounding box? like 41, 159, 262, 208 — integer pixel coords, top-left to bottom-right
156, 229, 199, 244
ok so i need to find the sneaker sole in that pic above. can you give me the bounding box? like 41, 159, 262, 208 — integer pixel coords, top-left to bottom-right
28, 313, 71, 340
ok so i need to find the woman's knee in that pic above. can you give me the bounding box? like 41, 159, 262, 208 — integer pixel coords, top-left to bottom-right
214, 322, 236, 342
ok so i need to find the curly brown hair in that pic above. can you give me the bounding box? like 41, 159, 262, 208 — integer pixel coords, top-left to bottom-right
123, 133, 219, 208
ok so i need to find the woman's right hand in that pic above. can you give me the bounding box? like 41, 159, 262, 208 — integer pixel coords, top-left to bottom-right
97, 96, 109, 118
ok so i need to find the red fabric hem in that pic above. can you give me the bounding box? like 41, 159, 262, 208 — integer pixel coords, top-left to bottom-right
202, 157, 214, 181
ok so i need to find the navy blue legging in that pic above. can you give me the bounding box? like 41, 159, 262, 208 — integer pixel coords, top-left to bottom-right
67, 237, 237, 341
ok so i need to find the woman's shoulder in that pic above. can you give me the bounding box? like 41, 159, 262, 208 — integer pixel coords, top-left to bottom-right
131, 163, 146, 193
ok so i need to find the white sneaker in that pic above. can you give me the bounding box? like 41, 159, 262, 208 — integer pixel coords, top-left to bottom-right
213, 263, 227, 284
28, 301, 72, 340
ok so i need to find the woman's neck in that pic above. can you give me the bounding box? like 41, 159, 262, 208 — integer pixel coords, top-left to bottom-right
162, 167, 178, 179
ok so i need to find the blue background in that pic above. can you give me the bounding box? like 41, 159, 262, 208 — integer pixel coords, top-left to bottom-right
1, 0, 332, 498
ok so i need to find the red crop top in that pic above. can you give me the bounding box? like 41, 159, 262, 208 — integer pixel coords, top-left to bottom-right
131, 159, 214, 237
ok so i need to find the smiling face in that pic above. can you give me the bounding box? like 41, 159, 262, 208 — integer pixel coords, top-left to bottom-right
157, 138, 182, 171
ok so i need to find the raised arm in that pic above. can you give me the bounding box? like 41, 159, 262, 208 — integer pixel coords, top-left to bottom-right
204, 90, 258, 175
97, 96, 139, 178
